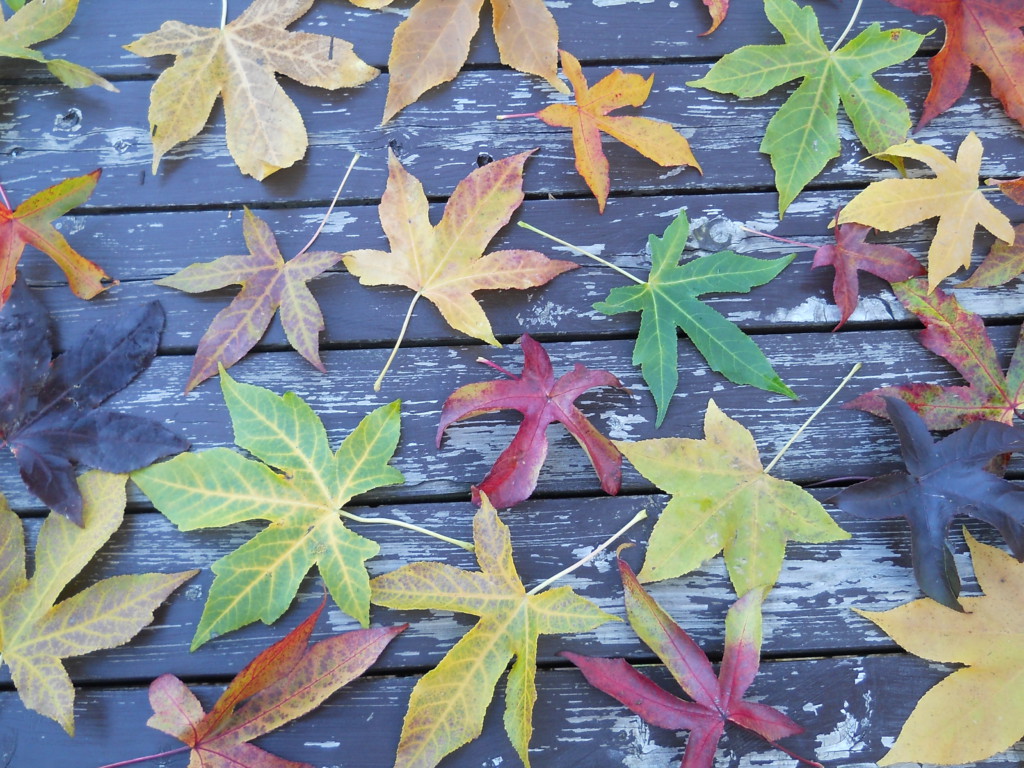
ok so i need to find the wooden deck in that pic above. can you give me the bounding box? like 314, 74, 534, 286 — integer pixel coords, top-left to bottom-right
2, 0, 1024, 766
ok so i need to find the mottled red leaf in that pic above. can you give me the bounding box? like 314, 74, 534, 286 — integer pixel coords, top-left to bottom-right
561, 558, 818, 768
699, 0, 729, 34
988, 175, 1024, 205
811, 222, 924, 329
437, 334, 624, 508
887, 0, 1024, 129
961, 223, 1024, 288
846, 277, 1024, 429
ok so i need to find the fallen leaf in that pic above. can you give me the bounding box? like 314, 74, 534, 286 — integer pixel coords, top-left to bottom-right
699, 0, 728, 35
373, 0, 563, 122
562, 559, 817, 768
125, 0, 378, 179
688, 0, 922, 215
960, 223, 1024, 288
156, 208, 342, 393
856, 532, 1024, 765
846, 278, 1024, 429
987, 175, 1024, 205
837, 132, 1014, 291
811, 222, 924, 329
133, 368, 404, 648
343, 150, 577, 389
0, 170, 111, 308
531, 50, 700, 212
437, 333, 624, 509
616, 399, 849, 591
834, 396, 1024, 610
370, 497, 616, 768
593, 208, 796, 428
0, 281, 188, 523
888, 0, 1024, 130
0, 472, 196, 733
0, 0, 116, 90
145, 600, 405, 768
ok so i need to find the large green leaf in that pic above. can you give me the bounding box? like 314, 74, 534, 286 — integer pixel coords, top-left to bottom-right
688, 0, 923, 215
133, 369, 404, 648
593, 208, 795, 427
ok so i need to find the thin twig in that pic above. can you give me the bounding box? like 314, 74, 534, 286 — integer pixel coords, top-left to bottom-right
341, 510, 474, 552
829, 0, 864, 52
518, 222, 645, 285
296, 153, 360, 258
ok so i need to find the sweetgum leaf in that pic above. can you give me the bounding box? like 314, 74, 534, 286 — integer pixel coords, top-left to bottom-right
0, 281, 188, 523
133, 368, 404, 648
593, 209, 795, 428
437, 333, 624, 509
145, 600, 405, 768
961, 223, 1024, 288
834, 397, 1024, 610
0, 472, 196, 734
370, 496, 616, 768
562, 560, 816, 768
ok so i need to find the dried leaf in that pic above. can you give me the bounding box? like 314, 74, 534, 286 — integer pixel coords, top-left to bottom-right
699, 0, 729, 35
987, 175, 1024, 205
837, 132, 1014, 291
0, 171, 110, 308
125, 0, 378, 179
617, 399, 849, 592
133, 368, 404, 648
533, 50, 700, 212
437, 334, 624, 509
370, 497, 616, 768
0, 472, 196, 733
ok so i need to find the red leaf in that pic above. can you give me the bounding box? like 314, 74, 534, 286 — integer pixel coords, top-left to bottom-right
437, 334, 624, 508
887, 0, 1024, 129
811, 223, 924, 329
699, 0, 729, 35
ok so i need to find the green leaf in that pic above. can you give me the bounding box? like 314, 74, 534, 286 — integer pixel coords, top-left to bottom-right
593, 209, 796, 428
687, 0, 922, 215
133, 369, 404, 649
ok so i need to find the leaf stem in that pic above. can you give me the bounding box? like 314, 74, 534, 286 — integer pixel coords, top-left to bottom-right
341, 510, 474, 552
476, 356, 518, 379
296, 153, 360, 258
374, 291, 422, 391
518, 221, 645, 285
527, 509, 648, 595
764, 362, 861, 475
220, 0, 227, 28
829, 0, 864, 52
496, 112, 538, 120
0, 181, 10, 209
766, 738, 824, 768
94, 744, 191, 768
739, 225, 817, 251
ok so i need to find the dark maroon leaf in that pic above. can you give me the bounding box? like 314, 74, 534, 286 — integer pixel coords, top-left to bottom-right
437, 333, 624, 509
0, 280, 188, 522
834, 396, 1024, 610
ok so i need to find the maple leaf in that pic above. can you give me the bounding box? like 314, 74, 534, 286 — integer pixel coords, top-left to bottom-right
133, 368, 406, 649
811, 222, 925, 330
562, 559, 818, 768
699, 0, 728, 35
592, 208, 795, 428
125, 0, 378, 179
988, 175, 1024, 205
0, 0, 115, 91
156, 208, 342, 393
437, 333, 624, 509
856, 532, 1024, 765
143, 600, 405, 768
961, 223, 1024, 288
0, 471, 196, 734
0, 281, 188, 523
834, 396, 1024, 610
370, 497, 616, 768
343, 150, 577, 390
528, 50, 700, 213
846, 278, 1024, 429
837, 132, 1014, 292
0, 170, 111, 309
616, 399, 849, 592
888, 0, 1024, 130
371, 0, 564, 123
687, 0, 922, 215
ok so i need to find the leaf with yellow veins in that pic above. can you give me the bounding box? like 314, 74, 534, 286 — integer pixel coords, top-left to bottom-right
370, 496, 617, 768
837, 132, 1014, 292
856, 532, 1024, 766
0, 472, 196, 734
617, 399, 848, 592
343, 150, 577, 390
125, 0, 378, 179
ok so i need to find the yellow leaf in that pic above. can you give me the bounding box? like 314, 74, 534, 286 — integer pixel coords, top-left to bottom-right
837, 132, 1014, 292
125, 0, 378, 179
856, 532, 1024, 765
